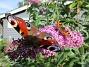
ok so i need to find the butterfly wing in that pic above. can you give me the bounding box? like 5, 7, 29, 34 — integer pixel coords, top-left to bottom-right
5, 13, 62, 52
57, 19, 71, 37
37, 39, 62, 52
61, 30, 71, 37
56, 19, 62, 29
5, 13, 28, 37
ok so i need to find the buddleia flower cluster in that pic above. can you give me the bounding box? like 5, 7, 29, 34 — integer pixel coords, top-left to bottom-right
4, 36, 56, 61
37, 25, 84, 48
4, 37, 42, 61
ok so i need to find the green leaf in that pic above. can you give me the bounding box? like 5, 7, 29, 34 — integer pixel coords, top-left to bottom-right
85, 4, 89, 8
85, 55, 89, 62
6, 64, 10, 67
70, 12, 77, 18
57, 49, 71, 65
69, 2, 77, 9
83, 43, 89, 49
34, 17, 46, 27
27, 7, 33, 13
83, 24, 89, 28
78, 0, 83, 7
71, 48, 79, 55
85, 15, 89, 21
45, 62, 51, 67
54, 7, 60, 19
64, 58, 79, 67
81, 30, 88, 39
48, 3, 56, 8
79, 46, 84, 55
31, 3, 39, 7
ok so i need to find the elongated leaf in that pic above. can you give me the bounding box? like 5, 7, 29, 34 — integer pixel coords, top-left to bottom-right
79, 46, 84, 55
57, 49, 71, 65
78, 0, 83, 6
86, 4, 89, 8
83, 43, 89, 47
34, 17, 46, 27
48, 3, 56, 8
70, 12, 77, 18
85, 56, 89, 62
64, 58, 79, 67
81, 30, 88, 39
71, 48, 79, 55
69, 2, 77, 9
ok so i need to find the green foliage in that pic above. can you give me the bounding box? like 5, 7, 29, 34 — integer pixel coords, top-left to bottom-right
0, 38, 11, 67
1, 0, 89, 67
26, 0, 89, 67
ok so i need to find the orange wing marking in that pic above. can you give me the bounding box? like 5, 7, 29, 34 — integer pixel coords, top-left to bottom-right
56, 19, 71, 37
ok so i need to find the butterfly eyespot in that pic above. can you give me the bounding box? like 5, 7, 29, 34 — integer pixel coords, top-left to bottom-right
47, 45, 61, 52
11, 21, 15, 25
47, 36, 53, 40
26, 22, 31, 31
44, 36, 53, 40
26, 22, 31, 27
47, 46, 55, 51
